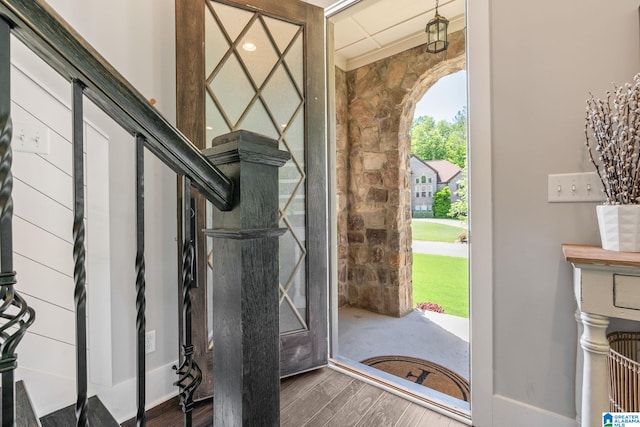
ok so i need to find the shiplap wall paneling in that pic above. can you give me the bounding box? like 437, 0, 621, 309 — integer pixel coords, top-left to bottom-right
9, 59, 112, 416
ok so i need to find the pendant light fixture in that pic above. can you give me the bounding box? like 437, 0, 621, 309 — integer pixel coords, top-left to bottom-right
425, 0, 449, 53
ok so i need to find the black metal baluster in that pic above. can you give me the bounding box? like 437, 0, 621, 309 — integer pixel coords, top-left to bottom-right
135, 135, 146, 426
173, 177, 201, 427
0, 18, 35, 427
0, 19, 15, 427
71, 80, 88, 427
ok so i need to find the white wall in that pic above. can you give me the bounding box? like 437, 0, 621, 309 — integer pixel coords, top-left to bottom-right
42, 0, 180, 385
469, 0, 640, 425
10, 57, 112, 415
9, 0, 181, 419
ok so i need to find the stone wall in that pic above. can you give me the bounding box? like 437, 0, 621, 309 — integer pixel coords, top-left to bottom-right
336, 30, 466, 317
336, 67, 349, 307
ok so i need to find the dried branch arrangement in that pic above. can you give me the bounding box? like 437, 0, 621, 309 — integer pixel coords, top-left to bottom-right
585, 74, 640, 205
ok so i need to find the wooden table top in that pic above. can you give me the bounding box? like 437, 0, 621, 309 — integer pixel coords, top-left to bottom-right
562, 244, 640, 269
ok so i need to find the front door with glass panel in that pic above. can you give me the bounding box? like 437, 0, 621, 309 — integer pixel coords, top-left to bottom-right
203, 0, 327, 377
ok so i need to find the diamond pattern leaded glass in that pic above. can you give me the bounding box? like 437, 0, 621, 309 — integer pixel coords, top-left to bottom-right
242, 99, 279, 140
206, 91, 231, 143
206, 1, 307, 332
263, 64, 302, 131
284, 35, 304, 90
237, 20, 279, 87
210, 1, 253, 41
209, 54, 254, 127
263, 15, 300, 54
205, 8, 228, 79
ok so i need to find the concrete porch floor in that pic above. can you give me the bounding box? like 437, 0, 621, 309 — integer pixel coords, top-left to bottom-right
337, 306, 470, 381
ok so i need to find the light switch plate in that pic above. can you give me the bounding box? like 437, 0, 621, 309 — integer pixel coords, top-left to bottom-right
548, 172, 606, 203
12, 121, 50, 155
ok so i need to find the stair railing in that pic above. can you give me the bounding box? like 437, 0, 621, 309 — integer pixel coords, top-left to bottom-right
0, 19, 35, 421
0, 0, 279, 426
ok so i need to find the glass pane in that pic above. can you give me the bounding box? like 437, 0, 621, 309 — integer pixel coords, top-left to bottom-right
238, 20, 278, 87
263, 16, 300, 54
280, 226, 307, 312
279, 164, 304, 219
286, 278, 307, 327
279, 229, 303, 291
285, 193, 305, 228
241, 99, 279, 140
284, 34, 303, 90
283, 109, 305, 169
210, 1, 253, 41
279, 163, 302, 205
279, 131, 306, 334
210, 54, 254, 127
205, 93, 231, 146
262, 64, 302, 130
205, 7, 228, 77
280, 299, 304, 333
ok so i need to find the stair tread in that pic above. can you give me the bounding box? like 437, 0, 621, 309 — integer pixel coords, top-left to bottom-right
16, 380, 41, 427
40, 396, 118, 427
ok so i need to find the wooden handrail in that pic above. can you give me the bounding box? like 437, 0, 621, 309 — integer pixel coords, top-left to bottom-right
0, 0, 234, 210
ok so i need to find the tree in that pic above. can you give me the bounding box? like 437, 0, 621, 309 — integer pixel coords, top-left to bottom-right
445, 108, 467, 168
432, 187, 451, 218
449, 167, 468, 220
411, 108, 467, 168
411, 116, 447, 160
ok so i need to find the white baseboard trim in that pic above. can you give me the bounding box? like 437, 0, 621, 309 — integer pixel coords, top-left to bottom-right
92, 360, 179, 423
493, 394, 576, 427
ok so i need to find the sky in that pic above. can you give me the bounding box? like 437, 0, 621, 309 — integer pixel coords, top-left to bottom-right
413, 70, 467, 123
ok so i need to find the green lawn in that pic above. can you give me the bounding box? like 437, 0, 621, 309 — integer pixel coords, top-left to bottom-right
412, 221, 464, 242
413, 253, 468, 318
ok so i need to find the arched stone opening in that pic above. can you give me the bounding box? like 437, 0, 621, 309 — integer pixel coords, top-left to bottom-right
337, 30, 466, 317
398, 58, 467, 160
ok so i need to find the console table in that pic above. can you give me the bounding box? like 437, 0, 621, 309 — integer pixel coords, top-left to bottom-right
563, 244, 640, 427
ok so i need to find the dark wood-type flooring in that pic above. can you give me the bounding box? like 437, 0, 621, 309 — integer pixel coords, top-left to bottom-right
122, 368, 468, 426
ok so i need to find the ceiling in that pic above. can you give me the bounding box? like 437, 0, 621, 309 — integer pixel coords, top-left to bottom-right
302, 0, 465, 71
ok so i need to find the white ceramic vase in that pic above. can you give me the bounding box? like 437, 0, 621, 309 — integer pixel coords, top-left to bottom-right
596, 205, 640, 252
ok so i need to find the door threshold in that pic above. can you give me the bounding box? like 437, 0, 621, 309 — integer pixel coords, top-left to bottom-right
328, 356, 471, 426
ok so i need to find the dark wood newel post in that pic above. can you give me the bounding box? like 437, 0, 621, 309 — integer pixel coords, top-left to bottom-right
203, 130, 290, 427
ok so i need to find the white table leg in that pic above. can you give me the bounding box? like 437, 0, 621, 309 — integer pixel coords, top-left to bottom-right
580, 312, 610, 427
575, 309, 584, 426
